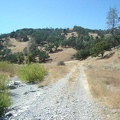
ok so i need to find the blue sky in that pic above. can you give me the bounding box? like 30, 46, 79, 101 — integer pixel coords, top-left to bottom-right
0, 0, 120, 34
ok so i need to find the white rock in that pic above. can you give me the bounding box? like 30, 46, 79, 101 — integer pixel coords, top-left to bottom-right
14, 81, 21, 85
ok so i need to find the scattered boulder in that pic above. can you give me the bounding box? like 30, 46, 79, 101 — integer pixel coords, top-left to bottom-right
14, 81, 21, 85
57, 61, 65, 66
7, 81, 16, 89
5, 112, 13, 117
7, 80, 21, 89
8, 84, 17, 89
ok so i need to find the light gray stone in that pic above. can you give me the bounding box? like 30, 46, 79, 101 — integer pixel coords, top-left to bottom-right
14, 81, 21, 85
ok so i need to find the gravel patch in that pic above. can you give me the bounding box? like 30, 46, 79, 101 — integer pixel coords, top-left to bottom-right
2, 65, 120, 120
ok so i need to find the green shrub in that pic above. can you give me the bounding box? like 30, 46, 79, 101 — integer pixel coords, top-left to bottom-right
75, 49, 90, 60
0, 74, 11, 117
0, 92, 11, 117
17, 63, 47, 83
38, 51, 50, 62
90, 40, 111, 57
0, 74, 7, 91
57, 61, 65, 66
26, 53, 35, 64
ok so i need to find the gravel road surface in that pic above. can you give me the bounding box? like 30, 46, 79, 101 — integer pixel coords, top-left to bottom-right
3, 64, 120, 120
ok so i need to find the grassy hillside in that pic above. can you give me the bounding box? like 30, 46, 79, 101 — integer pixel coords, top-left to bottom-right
0, 26, 119, 64
84, 48, 120, 108
7, 38, 29, 53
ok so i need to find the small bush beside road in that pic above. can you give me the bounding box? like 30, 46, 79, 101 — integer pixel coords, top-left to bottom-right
17, 63, 47, 83
57, 61, 65, 66
0, 74, 11, 117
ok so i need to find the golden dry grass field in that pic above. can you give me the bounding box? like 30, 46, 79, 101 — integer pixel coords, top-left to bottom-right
7, 38, 29, 53
39, 60, 78, 87
84, 48, 120, 108
49, 48, 76, 62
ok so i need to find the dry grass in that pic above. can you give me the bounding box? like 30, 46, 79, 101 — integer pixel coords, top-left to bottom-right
85, 49, 120, 108
86, 66, 120, 108
65, 32, 78, 39
7, 38, 29, 53
7, 39, 76, 63
38, 61, 78, 87
0, 62, 17, 77
88, 32, 99, 39
68, 67, 79, 82
49, 48, 76, 62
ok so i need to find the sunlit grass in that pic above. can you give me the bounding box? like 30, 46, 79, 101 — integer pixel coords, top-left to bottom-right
0, 62, 16, 76
17, 63, 47, 83
86, 65, 120, 108
0, 73, 11, 117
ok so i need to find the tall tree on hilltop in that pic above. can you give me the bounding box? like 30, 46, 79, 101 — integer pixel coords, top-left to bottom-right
106, 7, 120, 44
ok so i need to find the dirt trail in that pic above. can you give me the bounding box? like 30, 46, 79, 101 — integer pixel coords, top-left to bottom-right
4, 63, 118, 120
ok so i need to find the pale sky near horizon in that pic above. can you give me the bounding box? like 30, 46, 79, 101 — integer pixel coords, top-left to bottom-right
0, 0, 120, 34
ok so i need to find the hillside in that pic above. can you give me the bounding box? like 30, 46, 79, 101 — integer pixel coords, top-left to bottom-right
48, 48, 76, 62
43, 48, 120, 108
0, 26, 105, 63
83, 48, 120, 107
0, 26, 120, 119
7, 38, 29, 53
2, 48, 120, 120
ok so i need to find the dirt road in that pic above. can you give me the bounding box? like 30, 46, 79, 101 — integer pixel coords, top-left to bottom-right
5, 63, 119, 120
